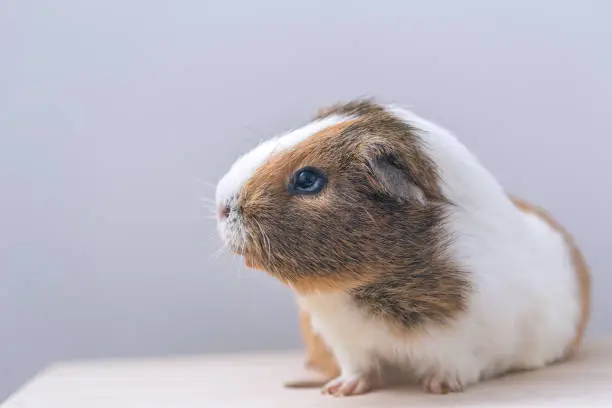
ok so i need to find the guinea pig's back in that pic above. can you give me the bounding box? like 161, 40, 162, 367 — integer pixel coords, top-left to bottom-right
510, 196, 590, 356
456, 194, 590, 375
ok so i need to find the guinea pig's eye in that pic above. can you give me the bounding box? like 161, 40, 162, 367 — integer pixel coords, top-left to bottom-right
289, 167, 327, 195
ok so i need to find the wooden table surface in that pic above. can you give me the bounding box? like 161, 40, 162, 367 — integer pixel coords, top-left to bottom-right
3, 338, 612, 408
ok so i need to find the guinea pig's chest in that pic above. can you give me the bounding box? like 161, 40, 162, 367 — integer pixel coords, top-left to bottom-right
297, 292, 404, 357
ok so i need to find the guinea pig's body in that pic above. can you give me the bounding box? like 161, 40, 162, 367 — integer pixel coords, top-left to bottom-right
298, 195, 590, 394
215, 100, 590, 396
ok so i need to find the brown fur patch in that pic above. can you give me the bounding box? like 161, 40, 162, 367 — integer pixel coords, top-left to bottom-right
241, 120, 371, 293
510, 196, 591, 356
315, 98, 385, 119
240, 100, 469, 329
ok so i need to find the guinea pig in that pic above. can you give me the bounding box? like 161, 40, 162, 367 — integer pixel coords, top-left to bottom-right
215, 100, 591, 396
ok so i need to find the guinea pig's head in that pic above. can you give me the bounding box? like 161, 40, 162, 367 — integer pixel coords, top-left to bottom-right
215, 100, 451, 293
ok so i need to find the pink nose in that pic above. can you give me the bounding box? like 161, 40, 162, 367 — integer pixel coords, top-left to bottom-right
218, 204, 231, 219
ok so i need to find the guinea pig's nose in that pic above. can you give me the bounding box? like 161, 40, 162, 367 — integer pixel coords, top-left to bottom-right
218, 203, 231, 219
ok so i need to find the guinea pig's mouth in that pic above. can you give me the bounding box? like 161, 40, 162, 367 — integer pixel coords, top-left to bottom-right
224, 241, 264, 270
230, 244, 264, 271
216, 211, 265, 270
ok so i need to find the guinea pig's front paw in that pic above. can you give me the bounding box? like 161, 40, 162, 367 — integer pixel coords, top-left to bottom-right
421, 372, 464, 394
321, 374, 371, 397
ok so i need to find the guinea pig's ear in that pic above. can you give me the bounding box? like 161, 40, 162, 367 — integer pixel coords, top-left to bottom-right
363, 140, 442, 203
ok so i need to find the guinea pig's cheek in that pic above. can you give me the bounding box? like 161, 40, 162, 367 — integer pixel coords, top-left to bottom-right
299, 192, 332, 212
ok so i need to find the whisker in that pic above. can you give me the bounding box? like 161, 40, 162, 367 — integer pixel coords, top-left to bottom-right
196, 179, 217, 189
196, 205, 218, 219
209, 244, 227, 260
262, 228, 271, 260
253, 218, 272, 262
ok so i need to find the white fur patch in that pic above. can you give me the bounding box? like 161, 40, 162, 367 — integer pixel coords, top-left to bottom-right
215, 115, 351, 207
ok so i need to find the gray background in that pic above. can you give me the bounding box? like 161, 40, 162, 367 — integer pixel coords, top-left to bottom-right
1, 0, 611, 400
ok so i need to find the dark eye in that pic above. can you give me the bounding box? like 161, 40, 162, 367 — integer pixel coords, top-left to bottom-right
289, 167, 327, 195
